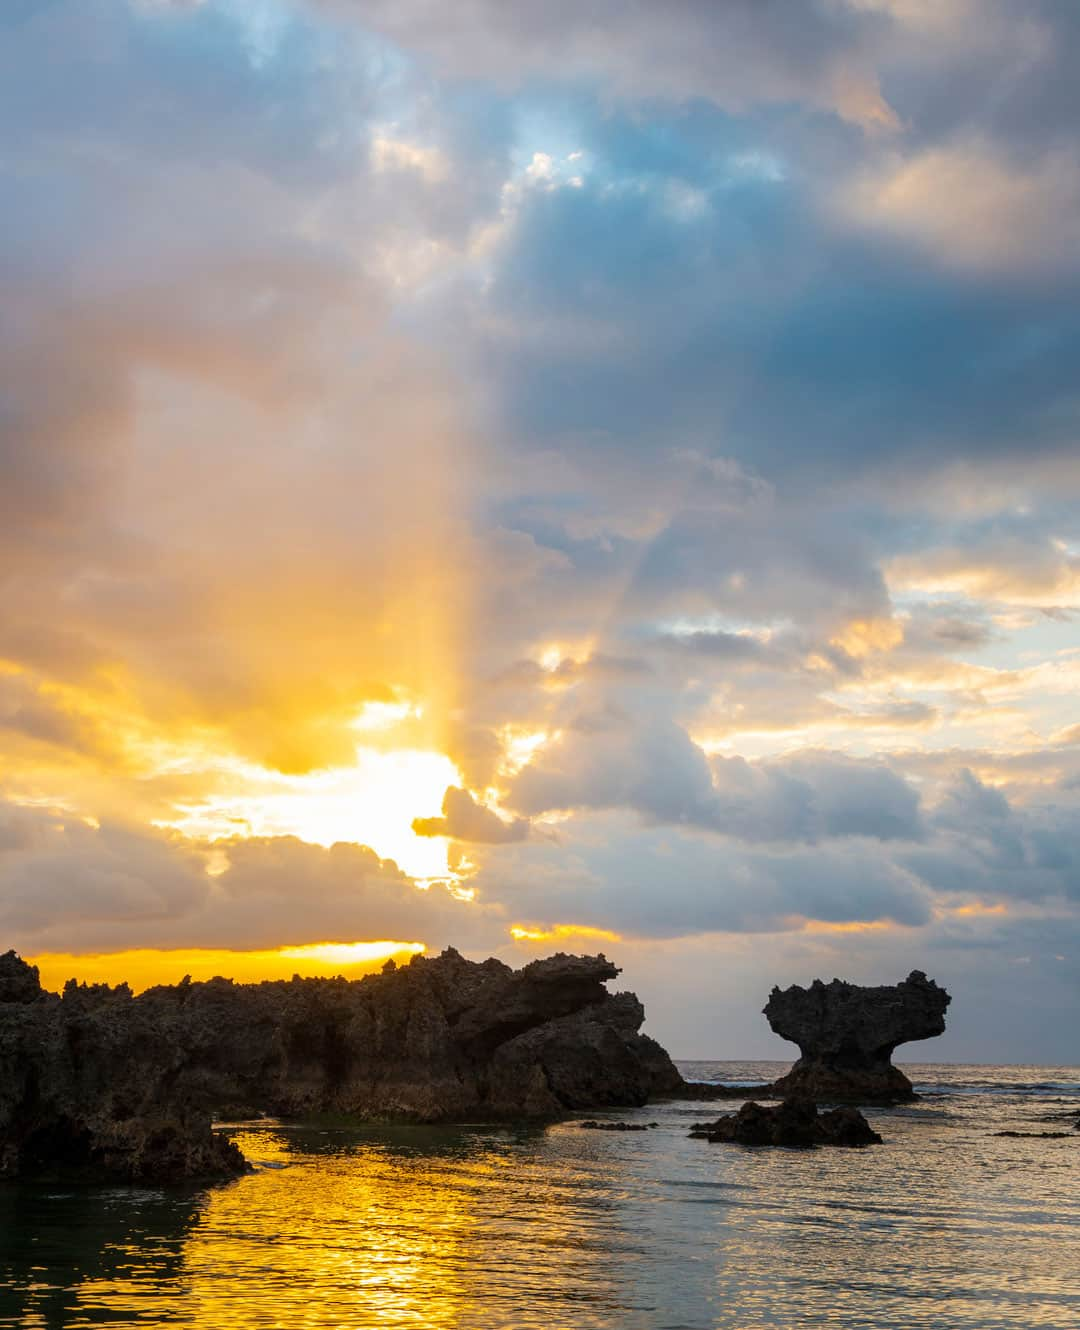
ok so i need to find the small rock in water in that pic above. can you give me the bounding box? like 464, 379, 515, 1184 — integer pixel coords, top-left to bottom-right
576, 1120, 656, 1131
689, 1098, 882, 1149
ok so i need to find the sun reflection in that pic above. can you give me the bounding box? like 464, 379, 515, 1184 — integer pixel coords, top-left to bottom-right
183, 1127, 482, 1329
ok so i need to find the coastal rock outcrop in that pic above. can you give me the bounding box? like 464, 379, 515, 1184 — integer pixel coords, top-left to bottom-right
689, 1099, 882, 1148
0, 948, 682, 1184
764, 971, 950, 1102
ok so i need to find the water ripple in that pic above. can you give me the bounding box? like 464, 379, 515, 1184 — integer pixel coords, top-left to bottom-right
1, 1063, 1078, 1329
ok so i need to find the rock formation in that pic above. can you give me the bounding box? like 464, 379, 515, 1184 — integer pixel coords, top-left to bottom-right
0, 950, 47, 1005
0, 947, 683, 1184
764, 970, 950, 1102
0, 952, 248, 1185
689, 1099, 882, 1148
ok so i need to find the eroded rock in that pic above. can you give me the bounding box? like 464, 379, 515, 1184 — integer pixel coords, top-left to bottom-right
0, 951, 44, 1005
764, 971, 950, 1102
0, 948, 682, 1184
690, 1099, 882, 1148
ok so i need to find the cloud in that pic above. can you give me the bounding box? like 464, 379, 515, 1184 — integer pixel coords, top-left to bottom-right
888, 535, 1080, 608
0, 801, 487, 953
470, 810, 935, 941
3, 0, 1080, 1061
510, 713, 923, 843
413, 786, 529, 844
314, 0, 900, 129
0, 0, 489, 781
841, 139, 1080, 272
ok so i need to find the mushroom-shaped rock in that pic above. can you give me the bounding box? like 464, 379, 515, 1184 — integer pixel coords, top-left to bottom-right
764, 970, 950, 1102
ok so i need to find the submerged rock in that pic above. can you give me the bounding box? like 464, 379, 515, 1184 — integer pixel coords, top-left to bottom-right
0, 948, 682, 1184
690, 1099, 882, 1149
764, 971, 950, 1102
576, 1120, 658, 1131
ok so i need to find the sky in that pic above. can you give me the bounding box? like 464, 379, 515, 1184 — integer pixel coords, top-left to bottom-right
3, 0, 1079, 1061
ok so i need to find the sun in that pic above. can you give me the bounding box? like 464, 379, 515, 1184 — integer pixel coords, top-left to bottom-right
162, 746, 461, 880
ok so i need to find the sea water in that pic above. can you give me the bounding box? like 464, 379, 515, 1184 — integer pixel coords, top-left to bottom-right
1, 1063, 1077, 1329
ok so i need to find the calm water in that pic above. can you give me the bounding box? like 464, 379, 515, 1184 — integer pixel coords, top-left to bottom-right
2, 1063, 1078, 1329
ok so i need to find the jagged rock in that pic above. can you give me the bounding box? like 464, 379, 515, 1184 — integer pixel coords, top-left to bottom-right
0, 951, 45, 1005
689, 1098, 882, 1148
763, 971, 950, 1102
0, 948, 681, 1183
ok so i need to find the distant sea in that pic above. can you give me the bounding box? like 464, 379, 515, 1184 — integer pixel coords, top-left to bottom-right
2, 1062, 1078, 1329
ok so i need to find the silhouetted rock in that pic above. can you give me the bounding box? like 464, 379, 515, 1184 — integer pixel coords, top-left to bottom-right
0, 948, 682, 1183
0, 975, 247, 1184
576, 1120, 657, 1131
690, 1098, 882, 1148
764, 971, 950, 1102
0, 951, 44, 1005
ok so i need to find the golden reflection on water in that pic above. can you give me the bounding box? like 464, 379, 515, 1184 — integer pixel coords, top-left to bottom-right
4, 1069, 1080, 1330
185, 1128, 481, 1328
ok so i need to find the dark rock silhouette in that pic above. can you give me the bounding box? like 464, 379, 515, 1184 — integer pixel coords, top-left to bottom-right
763, 971, 950, 1102
576, 1120, 658, 1131
689, 1098, 882, 1148
0, 948, 682, 1184
0, 951, 46, 1005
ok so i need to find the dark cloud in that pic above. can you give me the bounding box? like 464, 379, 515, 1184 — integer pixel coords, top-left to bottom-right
474, 811, 934, 940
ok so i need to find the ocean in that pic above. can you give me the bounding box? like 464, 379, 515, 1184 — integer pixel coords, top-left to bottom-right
2, 1062, 1077, 1329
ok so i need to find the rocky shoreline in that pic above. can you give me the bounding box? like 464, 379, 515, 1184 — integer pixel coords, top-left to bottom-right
0, 948, 682, 1183
0, 949, 953, 1183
